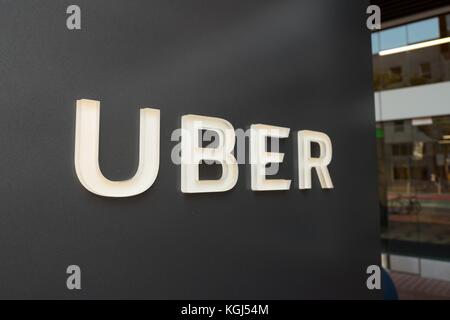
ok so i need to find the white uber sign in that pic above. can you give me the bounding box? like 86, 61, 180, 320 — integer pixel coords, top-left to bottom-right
74, 99, 334, 197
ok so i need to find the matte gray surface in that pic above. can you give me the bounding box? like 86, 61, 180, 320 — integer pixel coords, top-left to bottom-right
0, 0, 381, 299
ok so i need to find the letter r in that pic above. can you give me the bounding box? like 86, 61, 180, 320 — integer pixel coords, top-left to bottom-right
298, 130, 334, 189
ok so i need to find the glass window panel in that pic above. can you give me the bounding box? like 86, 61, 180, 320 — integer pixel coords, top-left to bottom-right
380, 26, 408, 50
446, 14, 450, 32
379, 116, 450, 248
371, 32, 380, 54
372, 15, 450, 91
407, 18, 440, 44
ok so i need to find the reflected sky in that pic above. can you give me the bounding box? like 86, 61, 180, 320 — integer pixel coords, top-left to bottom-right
371, 17, 440, 54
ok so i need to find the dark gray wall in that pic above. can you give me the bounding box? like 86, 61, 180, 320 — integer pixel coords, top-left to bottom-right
0, 0, 381, 299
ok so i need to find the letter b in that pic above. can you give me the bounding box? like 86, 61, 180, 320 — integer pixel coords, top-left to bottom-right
181, 115, 238, 193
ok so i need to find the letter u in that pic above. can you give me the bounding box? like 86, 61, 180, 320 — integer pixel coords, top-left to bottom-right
75, 99, 160, 197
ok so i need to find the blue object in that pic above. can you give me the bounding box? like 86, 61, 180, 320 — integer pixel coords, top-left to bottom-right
382, 268, 399, 300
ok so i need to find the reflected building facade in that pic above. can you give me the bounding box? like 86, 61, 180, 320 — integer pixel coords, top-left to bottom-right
373, 10, 450, 277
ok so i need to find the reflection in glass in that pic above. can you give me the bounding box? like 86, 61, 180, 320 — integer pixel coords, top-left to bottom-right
372, 33, 380, 55
406, 18, 440, 44
378, 117, 450, 246
380, 26, 408, 51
